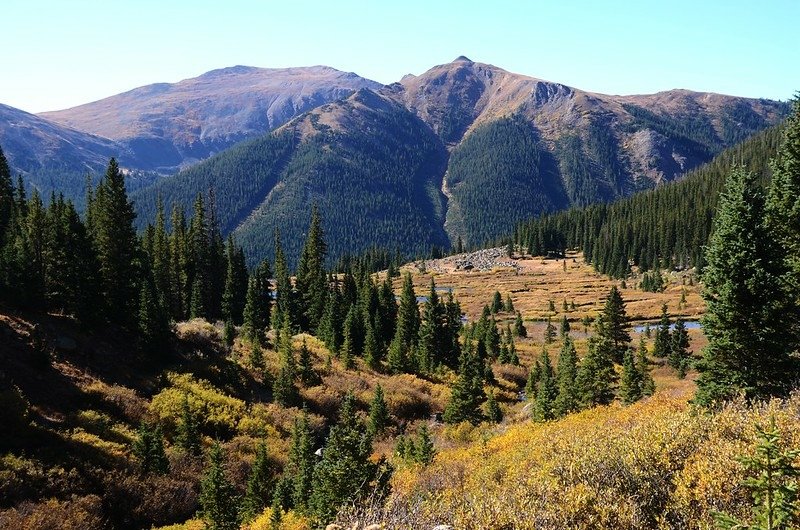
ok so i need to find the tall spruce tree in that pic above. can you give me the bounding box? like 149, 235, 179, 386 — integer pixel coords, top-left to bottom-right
619, 349, 643, 405
199, 442, 240, 530
88, 158, 139, 326
295, 205, 328, 332
168, 204, 189, 320
317, 286, 342, 354
221, 236, 248, 325
297, 339, 320, 386
669, 318, 691, 378
417, 278, 447, 373
274, 313, 299, 407
653, 304, 672, 358
387, 273, 419, 374
443, 346, 486, 425
514, 310, 527, 338
241, 441, 274, 522
272, 231, 295, 330
766, 98, 800, 282
598, 285, 630, 362
0, 146, 12, 246
242, 260, 272, 344
534, 348, 557, 421
554, 336, 579, 417
188, 193, 211, 319
576, 320, 617, 407
368, 384, 390, 436
525, 359, 541, 400
138, 275, 171, 355
176, 393, 202, 456
284, 409, 315, 512
696, 166, 798, 405
637, 337, 656, 397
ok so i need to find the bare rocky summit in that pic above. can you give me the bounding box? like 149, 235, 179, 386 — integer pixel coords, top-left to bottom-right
40, 65, 382, 172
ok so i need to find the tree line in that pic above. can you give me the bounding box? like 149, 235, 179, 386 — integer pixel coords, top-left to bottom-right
513, 123, 785, 277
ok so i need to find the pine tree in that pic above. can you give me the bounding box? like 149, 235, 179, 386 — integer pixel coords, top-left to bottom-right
417, 278, 446, 373
766, 98, 800, 284
387, 273, 419, 374
619, 349, 643, 405
340, 304, 359, 370
485, 390, 503, 423
223, 318, 235, 350
285, 410, 315, 512
274, 315, 299, 408
317, 287, 343, 354
696, 166, 798, 405
87, 158, 139, 326
559, 315, 571, 337
504, 294, 514, 313
243, 260, 272, 343
554, 336, 579, 417
442, 292, 463, 368
295, 205, 328, 332
176, 393, 202, 457
514, 311, 527, 338
168, 204, 189, 320
414, 423, 436, 465
377, 276, 398, 348
297, 339, 320, 386
534, 348, 557, 421
444, 348, 486, 425
249, 339, 264, 370
491, 291, 503, 313
272, 231, 296, 330
368, 384, 390, 437
132, 422, 169, 475
188, 193, 211, 320
221, 236, 248, 325
138, 276, 171, 355
241, 441, 274, 522
653, 304, 672, 358
363, 316, 381, 370
310, 393, 377, 524
525, 359, 541, 400
598, 285, 631, 363
637, 337, 656, 397
576, 321, 617, 407
669, 318, 691, 378
0, 146, 13, 247
199, 442, 240, 530
543, 317, 556, 344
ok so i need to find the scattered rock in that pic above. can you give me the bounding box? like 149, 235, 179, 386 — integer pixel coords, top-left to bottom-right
432, 525, 454, 530
424, 247, 520, 273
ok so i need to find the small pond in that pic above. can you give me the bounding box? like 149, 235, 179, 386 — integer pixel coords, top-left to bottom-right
632, 321, 702, 333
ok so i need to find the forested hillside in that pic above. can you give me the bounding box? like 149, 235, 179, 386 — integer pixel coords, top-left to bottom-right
129, 58, 788, 267
134, 89, 451, 268
516, 123, 785, 277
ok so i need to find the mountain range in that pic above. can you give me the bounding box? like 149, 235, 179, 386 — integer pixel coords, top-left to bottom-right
0, 57, 789, 265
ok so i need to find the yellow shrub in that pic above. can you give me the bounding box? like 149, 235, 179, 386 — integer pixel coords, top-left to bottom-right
245, 507, 311, 530
375, 393, 800, 530
152, 519, 206, 530
150, 373, 246, 433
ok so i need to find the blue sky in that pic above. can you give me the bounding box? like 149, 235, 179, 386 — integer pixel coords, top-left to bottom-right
4, 0, 798, 113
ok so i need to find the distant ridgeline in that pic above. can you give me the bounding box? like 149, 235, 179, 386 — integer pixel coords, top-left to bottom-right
514, 123, 785, 278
